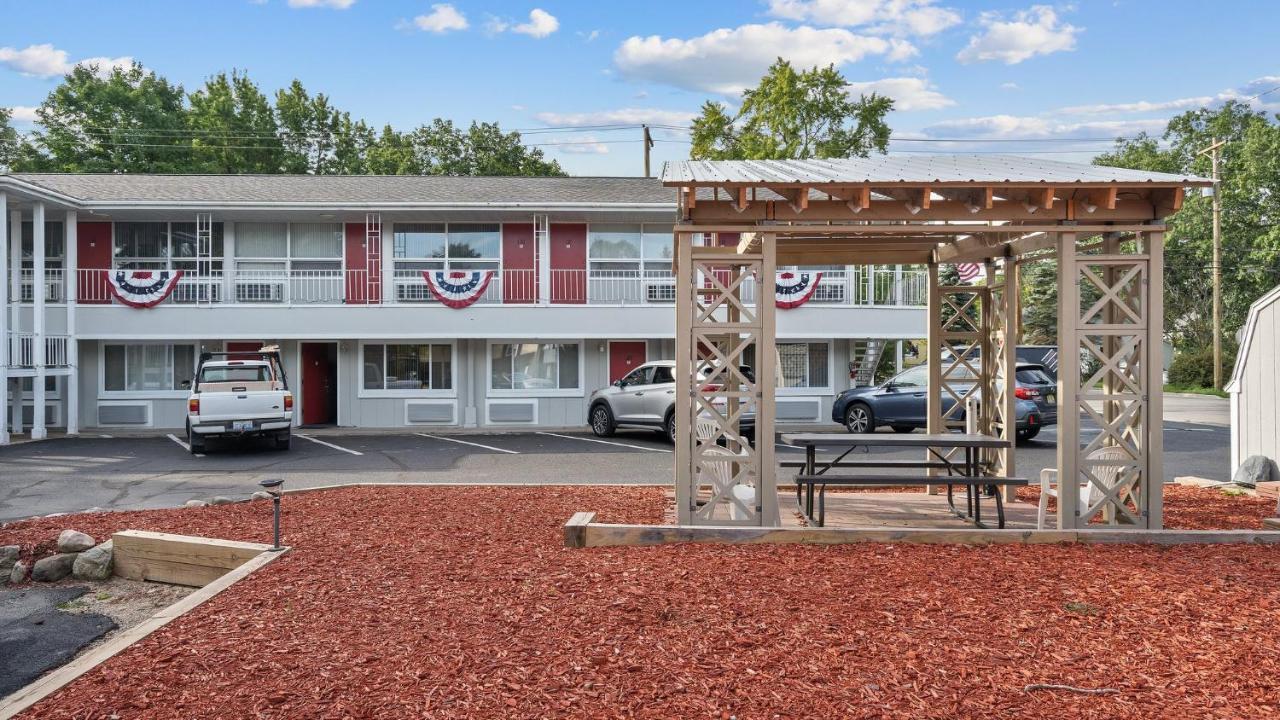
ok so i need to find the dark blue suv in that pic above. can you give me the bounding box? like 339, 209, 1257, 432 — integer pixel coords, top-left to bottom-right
831, 363, 1058, 442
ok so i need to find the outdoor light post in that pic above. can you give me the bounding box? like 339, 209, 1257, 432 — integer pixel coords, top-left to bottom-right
259, 478, 284, 551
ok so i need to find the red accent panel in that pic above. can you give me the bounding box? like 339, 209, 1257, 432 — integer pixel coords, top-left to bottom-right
608, 342, 647, 383
225, 342, 261, 361
77, 222, 112, 304
343, 223, 380, 304
549, 223, 586, 304
300, 342, 333, 425
502, 223, 537, 304
716, 232, 740, 247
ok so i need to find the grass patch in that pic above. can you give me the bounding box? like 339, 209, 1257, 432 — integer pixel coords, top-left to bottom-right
1164, 384, 1229, 398
1063, 601, 1100, 616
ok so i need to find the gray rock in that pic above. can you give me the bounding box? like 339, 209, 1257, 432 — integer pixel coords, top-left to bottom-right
184, 499, 209, 508
208, 496, 235, 505
250, 491, 273, 501
0, 545, 18, 578
9, 560, 28, 584
57, 529, 96, 553
1232, 455, 1278, 488
31, 553, 78, 582
72, 540, 113, 581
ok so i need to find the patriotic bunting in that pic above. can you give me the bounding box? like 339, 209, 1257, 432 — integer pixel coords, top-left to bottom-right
956, 263, 983, 283
775, 271, 824, 309
104, 270, 184, 308
423, 270, 494, 309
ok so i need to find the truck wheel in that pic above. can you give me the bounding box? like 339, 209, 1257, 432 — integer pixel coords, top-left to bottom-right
589, 404, 616, 437
187, 425, 206, 454
275, 430, 292, 451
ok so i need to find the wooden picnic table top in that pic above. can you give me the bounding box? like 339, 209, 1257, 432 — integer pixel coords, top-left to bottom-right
779, 432, 1012, 450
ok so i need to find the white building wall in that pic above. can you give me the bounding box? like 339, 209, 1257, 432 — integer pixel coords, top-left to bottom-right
1229, 286, 1280, 473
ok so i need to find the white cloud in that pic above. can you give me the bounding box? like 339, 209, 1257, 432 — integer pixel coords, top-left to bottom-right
411, 3, 468, 33
556, 135, 611, 154
846, 77, 953, 111
767, 0, 961, 36
579, 29, 601, 42
956, 6, 1080, 65
0, 43, 133, 79
287, 0, 356, 8
614, 23, 910, 95
1000, 82, 1020, 91
6, 106, 39, 124
1057, 76, 1280, 116
513, 9, 559, 38
534, 108, 697, 127
921, 114, 1166, 141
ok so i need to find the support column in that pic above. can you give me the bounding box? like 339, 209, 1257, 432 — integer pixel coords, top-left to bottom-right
32, 202, 47, 440
65, 211, 79, 435
1145, 228, 1165, 529
10, 208, 22, 437
925, 262, 941, 494
989, 256, 1019, 502
0, 192, 8, 445
1055, 230, 1080, 527
674, 232, 694, 524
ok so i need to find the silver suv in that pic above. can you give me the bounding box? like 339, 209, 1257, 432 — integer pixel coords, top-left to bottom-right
587, 360, 756, 443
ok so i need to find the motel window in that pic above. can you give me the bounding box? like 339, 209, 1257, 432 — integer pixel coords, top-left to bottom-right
103, 344, 196, 392
391, 223, 501, 302
588, 224, 673, 276
363, 344, 452, 391
20, 222, 66, 302
777, 342, 830, 389
289, 223, 343, 271
115, 222, 224, 271
489, 343, 580, 391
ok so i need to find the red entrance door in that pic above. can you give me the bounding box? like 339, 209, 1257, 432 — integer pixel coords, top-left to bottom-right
608, 341, 647, 383
300, 343, 335, 425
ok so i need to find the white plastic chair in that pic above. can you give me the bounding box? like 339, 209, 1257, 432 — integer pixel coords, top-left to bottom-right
1037, 446, 1133, 529
696, 445, 756, 521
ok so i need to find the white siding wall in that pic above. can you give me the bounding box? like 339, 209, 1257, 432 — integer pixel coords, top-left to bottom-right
1232, 292, 1280, 472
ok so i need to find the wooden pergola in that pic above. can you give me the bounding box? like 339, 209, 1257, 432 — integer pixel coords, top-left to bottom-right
661, 156, 1211, 530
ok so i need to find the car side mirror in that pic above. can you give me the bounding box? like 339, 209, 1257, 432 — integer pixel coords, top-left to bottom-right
613, 380, 624, 388
180, 379, 191, 389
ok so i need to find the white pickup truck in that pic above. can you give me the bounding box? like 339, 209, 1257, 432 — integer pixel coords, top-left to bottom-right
185, 348, 293, 454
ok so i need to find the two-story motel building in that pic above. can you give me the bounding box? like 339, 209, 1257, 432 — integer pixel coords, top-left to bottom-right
0, 173, 925, 442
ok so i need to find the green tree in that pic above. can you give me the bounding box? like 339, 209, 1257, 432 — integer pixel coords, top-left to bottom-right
1095, 101, 1280, 352
21, 62, 190, 172
187, 71, 283, 173
275, 80, 341, 174
409, 119, 564, 176
364, 125, 423, 175
690, 59, 893, 160
0, 108, 19, 171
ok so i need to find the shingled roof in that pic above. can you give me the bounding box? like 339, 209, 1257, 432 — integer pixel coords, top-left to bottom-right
3, 173, 675, 207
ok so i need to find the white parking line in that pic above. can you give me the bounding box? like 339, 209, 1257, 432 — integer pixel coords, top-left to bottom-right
536, 431, 672, 453
415, 433, 520, 454
296, 433, 363, 456
165, 433, 204, 458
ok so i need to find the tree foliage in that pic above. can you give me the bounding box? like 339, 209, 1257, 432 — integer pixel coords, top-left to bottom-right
690, 59, 893, 160
1095, 101, 1280, 352
9, 64, 564, 177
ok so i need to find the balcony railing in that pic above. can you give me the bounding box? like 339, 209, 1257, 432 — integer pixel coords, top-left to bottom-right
62, 267, 927, 308
6, 332, 69, 368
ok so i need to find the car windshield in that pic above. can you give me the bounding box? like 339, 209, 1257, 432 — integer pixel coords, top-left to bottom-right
888, 365, 927, 387
1015, 367, 1053, 385
201, 366, 269, 383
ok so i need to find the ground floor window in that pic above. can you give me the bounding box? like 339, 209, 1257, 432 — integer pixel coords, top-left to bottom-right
363, 344, 453, 391
490, 343, 580, 391
778, 342, 830, 389
102, 344, 196, 392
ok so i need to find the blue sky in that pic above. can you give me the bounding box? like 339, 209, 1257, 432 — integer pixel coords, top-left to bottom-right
2, 0, 1277, 175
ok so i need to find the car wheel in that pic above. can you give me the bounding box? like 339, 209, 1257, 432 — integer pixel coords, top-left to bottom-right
275, 430, 292, 451
891, 425, 915, 434
187, 424, 206, 454
590, 404, 616, 437
664, 412, 677, 444
844, 403, 874, 434
1016, 427, 1040, 443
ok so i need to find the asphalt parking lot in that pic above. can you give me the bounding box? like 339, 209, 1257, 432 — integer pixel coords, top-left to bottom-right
0, 402, 1232, 523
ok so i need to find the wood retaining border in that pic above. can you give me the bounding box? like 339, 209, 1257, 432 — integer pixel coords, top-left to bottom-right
0, 534, 288, 720
564, 513, 1280, 548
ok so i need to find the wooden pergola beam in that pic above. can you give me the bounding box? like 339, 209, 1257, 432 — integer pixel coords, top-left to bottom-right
687, 198, 1159, 224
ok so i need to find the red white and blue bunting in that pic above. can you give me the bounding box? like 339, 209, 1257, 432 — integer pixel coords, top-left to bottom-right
422, 270, 494, 309
104, 269, 184, 308
775, 271, 823, 309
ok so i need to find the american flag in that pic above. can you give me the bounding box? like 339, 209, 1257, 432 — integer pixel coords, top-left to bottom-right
956, 263, 983, 282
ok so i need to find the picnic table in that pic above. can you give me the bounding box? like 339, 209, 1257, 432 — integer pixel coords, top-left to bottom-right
779, 433, 1026, 529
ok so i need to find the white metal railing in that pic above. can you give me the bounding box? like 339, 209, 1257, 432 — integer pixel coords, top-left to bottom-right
63, 266, 927, 307
6, 332, 69, 367
17, 268, 66, 303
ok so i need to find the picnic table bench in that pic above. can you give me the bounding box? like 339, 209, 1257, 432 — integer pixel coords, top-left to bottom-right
780, 433, 1027, 529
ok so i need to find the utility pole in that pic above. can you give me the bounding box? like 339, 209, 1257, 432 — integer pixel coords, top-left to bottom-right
1197, 137, 1226, 388
642, 125, 654, 177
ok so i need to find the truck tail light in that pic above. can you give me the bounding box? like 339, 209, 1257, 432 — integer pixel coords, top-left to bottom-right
701, 384, 722, 392
188, 398, 200, 414
283, 394, 294, 411
1014, 387, 1039, 400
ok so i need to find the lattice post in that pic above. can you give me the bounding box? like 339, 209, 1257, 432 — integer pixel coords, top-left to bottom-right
674, 232, 776, 526
1056, 227, 1162, 529
929, 273, 989, 491
986, 256, 1018, 501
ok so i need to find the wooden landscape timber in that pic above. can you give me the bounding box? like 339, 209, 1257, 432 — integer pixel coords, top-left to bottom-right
112, 529, 273, 587
563, 516, 1280, 548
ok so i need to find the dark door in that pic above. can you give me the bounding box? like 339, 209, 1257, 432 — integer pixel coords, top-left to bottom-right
301, 342, 337, 425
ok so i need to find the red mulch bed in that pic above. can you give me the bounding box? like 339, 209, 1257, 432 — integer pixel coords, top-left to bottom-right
1016, 484, 1278, 530
4, 485, 1280, 719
